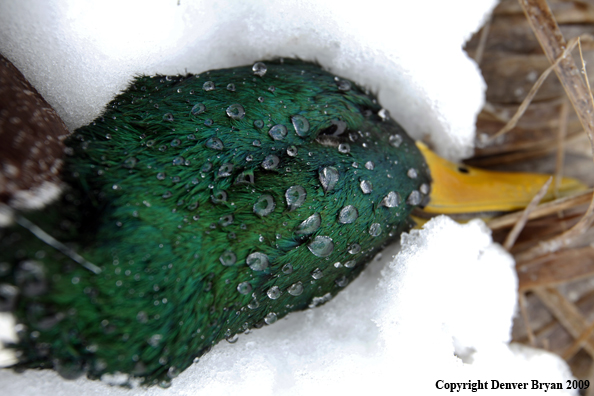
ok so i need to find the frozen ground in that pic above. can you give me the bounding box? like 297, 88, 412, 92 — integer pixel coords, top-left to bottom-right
0, 0, 578, 394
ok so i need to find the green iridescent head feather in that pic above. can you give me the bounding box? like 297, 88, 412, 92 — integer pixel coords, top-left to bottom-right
0, 59, 430, 386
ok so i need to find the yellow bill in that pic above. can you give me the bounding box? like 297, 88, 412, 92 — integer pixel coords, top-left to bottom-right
416, 142, 587, 215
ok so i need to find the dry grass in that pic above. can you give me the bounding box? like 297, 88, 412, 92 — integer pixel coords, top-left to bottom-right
465, 0, 594, 383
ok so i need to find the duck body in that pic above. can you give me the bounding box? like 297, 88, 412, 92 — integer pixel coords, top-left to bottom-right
0, 59, 430, 385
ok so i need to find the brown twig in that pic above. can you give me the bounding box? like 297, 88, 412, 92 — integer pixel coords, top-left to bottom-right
519, 292, 537, 347
503, 177, 552, 250
487, 34, 594, 143
519, 1, 594, 146
487, 189, 593, 230
562, 317, 594, 361
487, 55, 558, 142
473, 16, 492, 65
533, 287, 594, 358
554, 100, 569, 197
518, 246, 594, 290
515, 0, 594, 262
469, 129, 585, 167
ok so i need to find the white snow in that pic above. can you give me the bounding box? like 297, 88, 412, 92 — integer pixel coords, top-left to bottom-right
1, 0, 488, 161
0, 0, 578, 395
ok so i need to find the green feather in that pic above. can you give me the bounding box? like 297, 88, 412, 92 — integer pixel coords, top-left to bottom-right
0, 59, 430, 386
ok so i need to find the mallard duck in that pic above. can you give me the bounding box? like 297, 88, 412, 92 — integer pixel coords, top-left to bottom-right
0, 59, 583, 386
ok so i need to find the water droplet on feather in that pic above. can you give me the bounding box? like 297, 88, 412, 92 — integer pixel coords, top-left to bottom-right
206, 137, 224, 150
201, 163, 213, 172
282, 263, 293, 274
335, 276, 349, 287
246, 252, 269, 271
338, 205, 358, 224
336, 79, 351, 91
248, 296, 259, 310
360, 180, 372, 194
262, 155, 280, 170
219, 251, 237, 266
285, 186, 306, 210
342, 260, 355, 269
211, 190, 227, 203
148, 334, 163, 347
269, 124, 288, 141
308, 236, 334, 257
226, 104, 245, 120
348, 243, 361, 254
369, 223, 382, 237
264, 312, 277, 324
311, 268, 324, 279
237, 281, 252, 295
203, 81, 215, 91
295, 213, 321, 235
253, 195, 276, 217
319, 167, 339, 193
291, 115, 310, 137
288, 282, 303, 296
267, 286, 281, 300
172, 157, 185, 166
389, 134, 403, 147
219, 215, 233, 226
252, 62, 267, 77
407, 190, 422, 205
217, 163, 233, 177
381, 192, 400, 208
123, 157, 137, 169
226, 334, 239, 344
235, 172, 255, 184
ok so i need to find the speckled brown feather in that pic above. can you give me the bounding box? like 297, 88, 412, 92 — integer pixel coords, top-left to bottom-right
0, 55, 68, 208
